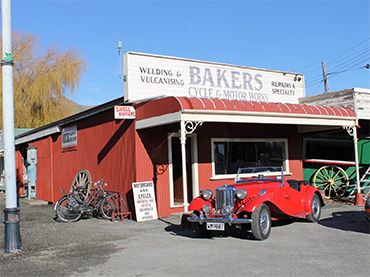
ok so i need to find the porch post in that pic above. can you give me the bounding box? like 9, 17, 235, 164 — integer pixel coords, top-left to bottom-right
353, 126, 361, 194
180, 120, 189, 213
344, 124, 363, 205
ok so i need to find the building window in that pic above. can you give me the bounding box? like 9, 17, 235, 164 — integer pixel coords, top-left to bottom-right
304, 138, 353, 162
212, 138, 288, 178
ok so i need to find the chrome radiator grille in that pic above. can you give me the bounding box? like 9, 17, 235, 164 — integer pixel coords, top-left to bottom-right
215, 185, 236, 213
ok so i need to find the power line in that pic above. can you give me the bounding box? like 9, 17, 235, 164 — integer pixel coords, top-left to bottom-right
327, 67, 364, 81
306, 65, 367, 88
304, 47, 369, 82
303, 47, 368, 76
328, 48, 369, 72
293, 37, 370, 72
328, 58, 369, 75
305, 52, 370, 87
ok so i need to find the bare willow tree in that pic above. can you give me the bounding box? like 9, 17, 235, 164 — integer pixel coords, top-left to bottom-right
0, 33, 86, 128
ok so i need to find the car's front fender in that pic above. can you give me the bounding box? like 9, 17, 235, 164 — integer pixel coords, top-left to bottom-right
241, 192, 278, 213
188, 197, 212, 212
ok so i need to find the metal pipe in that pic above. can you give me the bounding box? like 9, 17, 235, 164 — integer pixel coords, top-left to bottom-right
353, 126, 361, 194
2, 0, 22, 253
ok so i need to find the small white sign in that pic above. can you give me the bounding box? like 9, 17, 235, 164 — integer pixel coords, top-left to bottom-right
132, 181, 158, 222
114, 105, 136, 119
61, 125, 77, 150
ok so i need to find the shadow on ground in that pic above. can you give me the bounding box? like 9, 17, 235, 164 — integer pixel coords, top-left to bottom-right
0, 195, 128, 277
318, 211, 370, 234
161, 217, 297, 240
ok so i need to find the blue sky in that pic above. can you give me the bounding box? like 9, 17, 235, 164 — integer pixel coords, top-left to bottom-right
12, 0, 370, 106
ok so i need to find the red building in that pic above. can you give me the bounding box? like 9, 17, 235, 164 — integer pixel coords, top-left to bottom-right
15, 96, 356, 218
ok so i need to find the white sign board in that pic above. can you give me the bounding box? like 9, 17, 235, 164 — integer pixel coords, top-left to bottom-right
61, 125, 77, 150
132, 181, 158, 222
124, 52, 305, 104
114, 105, 136, 119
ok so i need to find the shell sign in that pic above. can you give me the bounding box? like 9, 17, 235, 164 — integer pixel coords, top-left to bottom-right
114, 105, 136, 119
124, 52, 305, 104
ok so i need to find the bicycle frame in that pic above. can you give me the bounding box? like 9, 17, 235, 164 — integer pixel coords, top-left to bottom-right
66, 179, 107, 214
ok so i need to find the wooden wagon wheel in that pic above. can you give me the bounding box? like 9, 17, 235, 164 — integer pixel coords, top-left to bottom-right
70, 170, 92, 201
313, 166, 349, 199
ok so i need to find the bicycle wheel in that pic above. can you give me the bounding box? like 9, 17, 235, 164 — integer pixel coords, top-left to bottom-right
70, 170, 92, 201
313, 166, 349, 199
100, 194, 128, 220
55, 195, 82, 223
100, 194, 116, 220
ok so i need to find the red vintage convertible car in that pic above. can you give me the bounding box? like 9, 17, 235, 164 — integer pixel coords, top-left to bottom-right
187, 167, 324, 240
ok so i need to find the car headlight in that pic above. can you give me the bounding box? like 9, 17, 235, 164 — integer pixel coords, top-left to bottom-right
200, 189, 212, 200
202, 204, 211, 214
236, 189, 247, 200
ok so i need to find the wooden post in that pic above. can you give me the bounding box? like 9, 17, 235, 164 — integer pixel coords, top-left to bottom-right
321, 62, 329, 93
180, 121, 189, 213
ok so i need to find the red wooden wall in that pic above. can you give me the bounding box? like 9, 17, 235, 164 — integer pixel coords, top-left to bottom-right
29, 109, 136, 204
18, 109, 304, 218
135, 124, 183, 217
30, 137, 53, 201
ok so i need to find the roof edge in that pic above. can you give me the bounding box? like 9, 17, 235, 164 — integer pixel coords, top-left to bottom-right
16, 96, 126, 142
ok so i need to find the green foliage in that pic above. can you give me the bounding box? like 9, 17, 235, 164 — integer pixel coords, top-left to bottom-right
0, 33, 86, 128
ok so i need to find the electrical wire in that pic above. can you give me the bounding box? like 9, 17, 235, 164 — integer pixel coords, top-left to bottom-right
328, 48, 369, 72
305, 52, 370, 87
306, 65, 367, 88
305, 47, 369, 84
293, 37, 370, 72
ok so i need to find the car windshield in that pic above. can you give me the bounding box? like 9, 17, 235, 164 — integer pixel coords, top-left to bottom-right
235, 166, 284, 183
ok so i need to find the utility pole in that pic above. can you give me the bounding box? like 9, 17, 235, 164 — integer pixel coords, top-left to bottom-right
2, 0, 22, 253
118, 41, 124, 93
321, 62, 329, 93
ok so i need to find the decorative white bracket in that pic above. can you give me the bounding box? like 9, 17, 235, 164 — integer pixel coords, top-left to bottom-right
184, 121, 203, 135
343, 126, 355, 137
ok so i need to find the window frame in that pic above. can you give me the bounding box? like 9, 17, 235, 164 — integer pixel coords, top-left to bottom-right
210, 138, 290, 180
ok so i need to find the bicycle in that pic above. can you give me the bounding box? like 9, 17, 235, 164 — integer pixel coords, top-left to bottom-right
55, 179, 127, 223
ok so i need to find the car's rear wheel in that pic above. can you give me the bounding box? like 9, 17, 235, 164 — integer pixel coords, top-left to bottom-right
251, 203, 271, 240
306, 194, 321, 222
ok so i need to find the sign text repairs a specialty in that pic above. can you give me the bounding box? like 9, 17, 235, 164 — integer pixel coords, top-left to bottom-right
124, 52, 305, 104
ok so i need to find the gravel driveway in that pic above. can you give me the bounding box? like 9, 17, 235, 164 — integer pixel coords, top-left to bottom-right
0, 194, 369, 277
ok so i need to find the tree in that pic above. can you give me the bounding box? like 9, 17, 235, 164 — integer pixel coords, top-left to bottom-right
0, 33, 86, 128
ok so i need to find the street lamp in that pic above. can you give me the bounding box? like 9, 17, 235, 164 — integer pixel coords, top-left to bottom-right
2, 0, 22, 253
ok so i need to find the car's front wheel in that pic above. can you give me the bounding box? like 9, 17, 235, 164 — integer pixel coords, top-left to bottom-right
306, 194, 321, 222
251, 203, 271, 240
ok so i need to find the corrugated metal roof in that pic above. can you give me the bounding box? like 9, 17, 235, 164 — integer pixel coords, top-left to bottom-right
136, 96, 356, 121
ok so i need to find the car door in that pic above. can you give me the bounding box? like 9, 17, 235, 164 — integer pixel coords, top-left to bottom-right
279, 182, 304, 216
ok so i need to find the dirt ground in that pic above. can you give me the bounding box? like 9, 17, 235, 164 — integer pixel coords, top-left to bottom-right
0, 193, 369, 277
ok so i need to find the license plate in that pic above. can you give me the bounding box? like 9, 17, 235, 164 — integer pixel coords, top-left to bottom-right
206, 222, 225, 231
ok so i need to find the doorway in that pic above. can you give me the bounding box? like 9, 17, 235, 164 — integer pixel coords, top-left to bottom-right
168, 133, 198, 207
